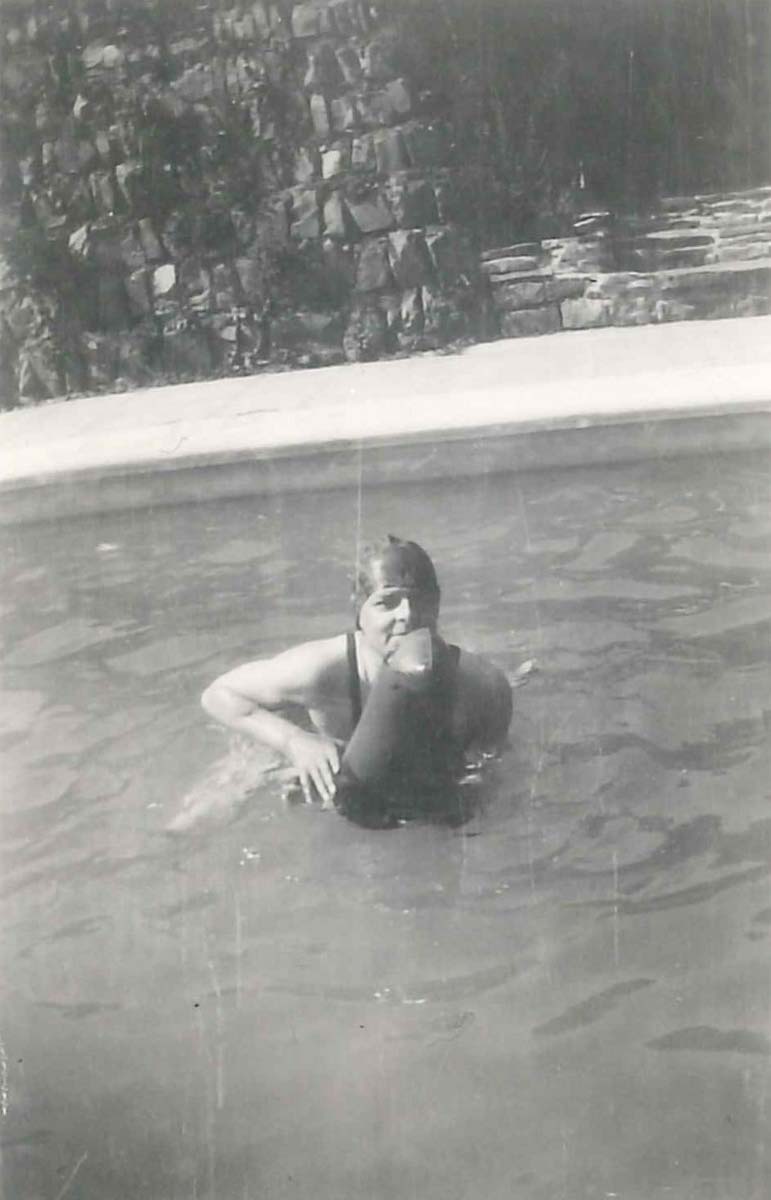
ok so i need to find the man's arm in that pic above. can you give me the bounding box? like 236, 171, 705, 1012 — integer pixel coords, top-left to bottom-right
201, 639, 342, 803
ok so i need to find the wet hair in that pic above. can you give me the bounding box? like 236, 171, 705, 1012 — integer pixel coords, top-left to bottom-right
352, 535, 440, 625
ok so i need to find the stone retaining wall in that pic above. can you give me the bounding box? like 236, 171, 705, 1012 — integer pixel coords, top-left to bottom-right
483, 186, 771, 338
1, 0, 769, 408
0, 0, 478, 407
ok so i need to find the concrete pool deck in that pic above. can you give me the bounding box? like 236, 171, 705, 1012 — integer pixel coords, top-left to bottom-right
1, 314, 770, 524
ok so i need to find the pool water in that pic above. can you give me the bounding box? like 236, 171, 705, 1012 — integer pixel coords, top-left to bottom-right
1, 450, 770, 1200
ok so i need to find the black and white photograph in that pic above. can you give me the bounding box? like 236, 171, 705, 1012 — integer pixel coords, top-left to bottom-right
1, 2, 770, 1198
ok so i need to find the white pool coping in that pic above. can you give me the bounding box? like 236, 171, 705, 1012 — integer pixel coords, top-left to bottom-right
2, 315, 770, 524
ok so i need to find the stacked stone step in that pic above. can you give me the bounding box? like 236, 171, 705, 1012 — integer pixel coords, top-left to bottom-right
285, 1, 479, 362
658, 186, 771, 264
483, 243, 574, 338
482, 186, 771, 339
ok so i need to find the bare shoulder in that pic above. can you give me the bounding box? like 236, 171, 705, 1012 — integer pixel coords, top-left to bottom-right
212, 634, 348, 708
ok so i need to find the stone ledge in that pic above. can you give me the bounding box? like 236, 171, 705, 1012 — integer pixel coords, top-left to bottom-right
2, 316, 770, 525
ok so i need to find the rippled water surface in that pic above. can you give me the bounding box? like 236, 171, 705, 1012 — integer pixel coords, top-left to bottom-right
1, 450, 770, 1200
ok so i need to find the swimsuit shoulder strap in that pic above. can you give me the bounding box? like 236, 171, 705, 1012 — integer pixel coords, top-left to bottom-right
346, 631, 363, 727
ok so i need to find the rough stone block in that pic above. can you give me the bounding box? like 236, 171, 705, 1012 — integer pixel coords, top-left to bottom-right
153, 264, 178, 300
55, 133, 91, 175
115, 161, 145, 210
273, 310, 344, 350
81, 333, 120, 389
552, 238, 615, 272
346, 191, 394, 234
330, 95, 358, 133
431, 172, 482, 226
323, 193, 353, 240
499, 306, 561, 338
97, 274, 130, 328
343, 301, 388, 362
89, 171, 117, 214
386, 177, 438, 229
362, 34, 398, 81
304, 43, 343, 91
654, 298, 697, 323
309, 94, 330, 138
388, 230, 433, 288
235, 256, 264, 302
31, 191, 66, 230
257, 199, 290, 248
248, 2, 270, 37
322, 144, 350, 179
560, 297, 611, 329
351, 135, 377, 172
4, 295, 45, 342
18, 336, 61, 401
290, 188, 321, 240
68, 223, 122, 268
573, 211, 615, 236
398, 121, 446, 169
358, 90, 402, 128
319, 240, 356, 294
481, 242, 542, 261
355, 239, 394, 291
82, 42, 107, 71
373, 129, 408, 174
161, 325, 213, 377
421, 283, 467, 342
94, 130, 114, 163
174, 64, 216, 102
123, 267, 150, 314
608, 292, 656, 326
377, 292, 401, 336
492, 280, 548, 311
401, 287, 424, 334
211, 261, 241, 309
291, 3, 321, 37
425, 227, 472, 285
657, 245, 714, 269
268, 5, 291, 41
332, 0, 363, 37
548, 274, 588, 302
481, 255, 540, 277
138, 218, 164, 262
336, 45, 361, 84
179, 260, 212, 310
120, 228, 146, 272
383, 79, 412, 116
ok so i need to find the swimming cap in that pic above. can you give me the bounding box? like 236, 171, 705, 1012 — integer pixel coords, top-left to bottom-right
352, 535, 440, 624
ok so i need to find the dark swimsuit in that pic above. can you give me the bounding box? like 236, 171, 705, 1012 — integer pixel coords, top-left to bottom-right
341, 633, 464, 824
345, 632, 461, 736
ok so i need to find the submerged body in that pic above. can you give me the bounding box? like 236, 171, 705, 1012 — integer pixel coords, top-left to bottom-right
201, 537, 513, 814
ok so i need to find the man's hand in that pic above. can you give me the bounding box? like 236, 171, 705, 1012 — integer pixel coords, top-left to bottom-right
285, 730, 341, 806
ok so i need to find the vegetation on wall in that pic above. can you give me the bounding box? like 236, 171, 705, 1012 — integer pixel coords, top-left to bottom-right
0, 0, 768, 406
394, 0, 771, 245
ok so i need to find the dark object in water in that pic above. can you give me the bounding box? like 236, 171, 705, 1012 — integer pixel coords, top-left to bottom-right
335, 628, 463, 828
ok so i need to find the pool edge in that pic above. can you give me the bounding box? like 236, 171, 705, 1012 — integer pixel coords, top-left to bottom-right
2, 399, 770, 526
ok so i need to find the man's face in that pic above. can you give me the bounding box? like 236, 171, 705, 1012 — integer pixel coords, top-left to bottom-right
358, 580, 439, 660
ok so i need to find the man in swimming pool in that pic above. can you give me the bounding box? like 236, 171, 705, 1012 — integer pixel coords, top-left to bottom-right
201, 536, 512, 806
